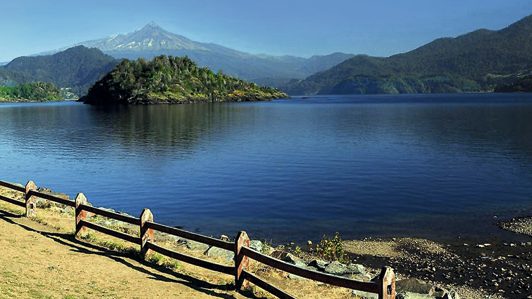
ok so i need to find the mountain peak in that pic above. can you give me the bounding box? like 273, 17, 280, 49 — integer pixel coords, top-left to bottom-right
76, 21, 207, 52
142, 21, 162, 30
137, 21, 166, 32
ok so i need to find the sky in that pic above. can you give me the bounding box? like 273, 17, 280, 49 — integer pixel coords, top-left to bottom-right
0, 0, 531, 62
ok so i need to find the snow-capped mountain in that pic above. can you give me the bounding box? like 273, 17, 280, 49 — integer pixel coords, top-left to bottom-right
38, 23, 353, 86
77, 22, 210, 52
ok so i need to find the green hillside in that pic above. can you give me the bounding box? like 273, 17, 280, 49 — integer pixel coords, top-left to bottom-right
285, 15, 532, 95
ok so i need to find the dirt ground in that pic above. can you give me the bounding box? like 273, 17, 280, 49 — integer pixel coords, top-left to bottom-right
0, 205, 243, 299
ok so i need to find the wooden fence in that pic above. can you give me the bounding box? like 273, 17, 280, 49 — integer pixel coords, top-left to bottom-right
0, 180, 396, 299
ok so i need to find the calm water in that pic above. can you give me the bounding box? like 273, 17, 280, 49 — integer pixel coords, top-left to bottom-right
1, 94, 531, 243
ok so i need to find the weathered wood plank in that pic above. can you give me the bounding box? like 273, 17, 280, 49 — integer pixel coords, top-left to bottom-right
145, 221, 233, 251
235, 231, 250, 290
79, 204, 140, 225
0, 194, 26, 207
378, 267, 396, 299
79, 219, 140, 244
242, 270, 296, 299
25, 181, 38, 217
28, 190, 75, 207
75, 193, 88, 236
241, 247, 380, 293
0, 181, 25, 192
140, 208, 154, 258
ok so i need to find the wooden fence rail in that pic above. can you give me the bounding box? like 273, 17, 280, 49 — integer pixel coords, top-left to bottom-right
80, 203, 140, 225
0, 180, 396, 299
0, 194, 25, 208
79, 219, 141, 244
145, 221, 234, 251
146, 241, 234, 275
0, 181, 25, 192
27, 190, 76, 207
241, 247, 380, 293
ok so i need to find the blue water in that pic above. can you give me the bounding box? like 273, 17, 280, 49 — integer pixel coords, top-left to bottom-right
1, 94, 531, 243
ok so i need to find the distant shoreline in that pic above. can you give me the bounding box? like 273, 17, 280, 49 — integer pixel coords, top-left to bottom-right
2, 91, 531, 105
0, 98, 67, 103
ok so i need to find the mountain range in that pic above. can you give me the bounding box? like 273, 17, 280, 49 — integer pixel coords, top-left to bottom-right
50, 22, 354, 86
285, 15, 532, 95
1, 15, 531, 96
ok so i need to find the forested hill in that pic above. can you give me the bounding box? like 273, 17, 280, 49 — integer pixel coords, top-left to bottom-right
285, 14, 532, 95
80, 56, 288, 105
1, 46, 119, 95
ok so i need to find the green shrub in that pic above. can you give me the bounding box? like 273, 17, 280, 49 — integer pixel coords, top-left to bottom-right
315, 232, 346, 262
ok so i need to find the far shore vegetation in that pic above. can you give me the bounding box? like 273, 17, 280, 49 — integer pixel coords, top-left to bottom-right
0, 82, 62, 102
495, 74, 532, 92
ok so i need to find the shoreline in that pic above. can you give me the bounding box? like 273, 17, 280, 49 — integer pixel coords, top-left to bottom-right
337, 216, 531, 298
342, 230, 531, 298
0, 98, 68, 103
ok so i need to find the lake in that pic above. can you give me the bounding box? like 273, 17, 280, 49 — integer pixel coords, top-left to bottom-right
1, 93, 531, 243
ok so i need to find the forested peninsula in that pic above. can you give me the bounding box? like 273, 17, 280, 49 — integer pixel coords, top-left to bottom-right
81, 56, 287, 105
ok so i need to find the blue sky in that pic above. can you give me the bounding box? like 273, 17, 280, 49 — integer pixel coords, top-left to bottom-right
0, 0, 531, 61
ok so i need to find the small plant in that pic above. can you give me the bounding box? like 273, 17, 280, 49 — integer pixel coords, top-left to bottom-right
260, 239, 273, 254
293, 245, 302, 257
147, 252, 180, 270
147, 252, 164, 265
79, 232, 97, 242
315, 232, 346, 262
35, 200, 53, 209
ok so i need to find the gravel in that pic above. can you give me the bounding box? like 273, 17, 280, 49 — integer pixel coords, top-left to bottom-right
500, 217, 532, 237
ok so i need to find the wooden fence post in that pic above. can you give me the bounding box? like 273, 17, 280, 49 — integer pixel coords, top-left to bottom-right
378, 266, 396, 299
234, 231, 250, 291
75, 193, 88, 237
24, 181, 37, 217
140, 208, 154, 258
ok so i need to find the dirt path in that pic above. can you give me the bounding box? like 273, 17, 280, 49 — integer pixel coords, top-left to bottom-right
0, 209, 242, 299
